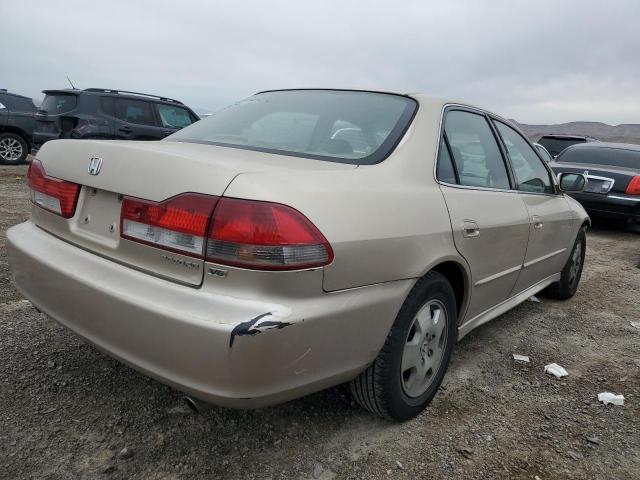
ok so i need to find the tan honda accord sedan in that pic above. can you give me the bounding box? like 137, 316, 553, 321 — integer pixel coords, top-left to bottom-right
7, 89, 589, 420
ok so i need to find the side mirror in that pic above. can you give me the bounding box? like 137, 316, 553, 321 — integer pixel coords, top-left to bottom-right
558, 172, 587, 192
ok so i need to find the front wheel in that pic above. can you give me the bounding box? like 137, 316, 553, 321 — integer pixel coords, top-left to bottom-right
350, 271, 457, 420
543, 228, 586, 300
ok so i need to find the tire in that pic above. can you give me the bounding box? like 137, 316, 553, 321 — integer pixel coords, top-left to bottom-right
542, 228, 586, 300
0, 133, 28, 164
350, 271, 457, 420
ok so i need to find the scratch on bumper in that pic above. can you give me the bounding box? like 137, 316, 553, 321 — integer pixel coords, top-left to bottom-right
228, 312, 293, 348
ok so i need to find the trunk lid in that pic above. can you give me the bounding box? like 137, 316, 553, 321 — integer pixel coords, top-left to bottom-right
32, 139, 355, 286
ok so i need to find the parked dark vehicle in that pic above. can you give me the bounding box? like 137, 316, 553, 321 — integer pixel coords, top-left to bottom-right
0, 89, 36, 164
538, 134, 599, 158
550, 143, 640, 226
33, 88, 199, 148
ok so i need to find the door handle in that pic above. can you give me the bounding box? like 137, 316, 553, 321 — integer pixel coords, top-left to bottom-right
462, 220, 480, 238
532, 215, 544, 229
119, 126, 132, 133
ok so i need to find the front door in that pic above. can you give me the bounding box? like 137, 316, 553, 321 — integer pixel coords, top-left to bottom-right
437, 109, 530, 321
492, 120, 575, 293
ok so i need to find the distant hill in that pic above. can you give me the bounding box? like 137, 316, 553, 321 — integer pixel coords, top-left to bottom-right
513, 121, 640, 145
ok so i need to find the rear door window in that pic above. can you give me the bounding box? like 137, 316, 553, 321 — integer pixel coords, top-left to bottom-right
444, 110, 511, 190
114, 99, 157, 126
41, 94, 77, 114
156, 104, 195, 129
495, 121, 554, 194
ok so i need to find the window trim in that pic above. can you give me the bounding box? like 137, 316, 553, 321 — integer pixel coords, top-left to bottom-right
490, 117, 560, 197
434, 104, 516, 193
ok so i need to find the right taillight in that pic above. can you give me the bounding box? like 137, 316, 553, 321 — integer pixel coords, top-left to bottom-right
625, 176, 640, 195
206, 197, 333, 270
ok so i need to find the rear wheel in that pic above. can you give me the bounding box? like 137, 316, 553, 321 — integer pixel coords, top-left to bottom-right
350, 271, 457, 420
0, 133, 28, 164
543, 228, 586, 300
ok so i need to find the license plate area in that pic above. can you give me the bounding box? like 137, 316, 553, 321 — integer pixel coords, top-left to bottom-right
73, 187, 122, 248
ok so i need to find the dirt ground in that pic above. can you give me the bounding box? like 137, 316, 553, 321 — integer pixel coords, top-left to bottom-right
1, 164, 638, 480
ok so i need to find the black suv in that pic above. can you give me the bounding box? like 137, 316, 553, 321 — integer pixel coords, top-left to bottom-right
537, 134, 599, 158
0, 89, 37, 164
33, 88, 199, 147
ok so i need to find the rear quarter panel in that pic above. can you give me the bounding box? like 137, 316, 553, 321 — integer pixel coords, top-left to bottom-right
222, 96, 468, 293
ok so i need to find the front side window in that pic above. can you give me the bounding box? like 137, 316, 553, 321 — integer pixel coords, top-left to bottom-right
156, 104, 195, 129
166, 90, 417, 165
114, 99, 156, 126
444, 110, 510, 189
495, 122, 553, 194
41, 94, 77, 114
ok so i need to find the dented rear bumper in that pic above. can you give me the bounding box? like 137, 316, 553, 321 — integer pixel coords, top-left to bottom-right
7, 220, 412, 408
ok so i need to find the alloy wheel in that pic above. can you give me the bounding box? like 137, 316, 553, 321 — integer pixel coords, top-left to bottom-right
0, 137, 23, 162
401, 299, 448, 398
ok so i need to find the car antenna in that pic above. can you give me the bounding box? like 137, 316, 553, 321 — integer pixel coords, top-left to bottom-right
66, 75, 78, 90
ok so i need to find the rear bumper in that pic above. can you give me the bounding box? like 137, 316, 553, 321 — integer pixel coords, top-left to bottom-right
7, 221, 411, 408
569, 192, 640, 222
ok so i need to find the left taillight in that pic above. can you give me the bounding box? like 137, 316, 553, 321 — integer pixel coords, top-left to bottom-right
120, 193, 219, 258
27, 158, 81, 218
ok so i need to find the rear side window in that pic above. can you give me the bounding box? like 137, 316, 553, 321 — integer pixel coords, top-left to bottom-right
0, 95, 36, 112
100, 97, 114, 116
557, 147, 640, 169
41, 94, 77, 114
156, 104, 195, 129
114, 99, 157, 126
444, 110, 510, 190
436, 138, 457, 184
495, 122, 553, 194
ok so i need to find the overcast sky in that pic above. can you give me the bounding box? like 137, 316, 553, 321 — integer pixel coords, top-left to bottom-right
2, 0, 639, 124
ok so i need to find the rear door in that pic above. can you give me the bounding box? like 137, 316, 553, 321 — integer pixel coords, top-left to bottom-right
154, 103, 197, 138
113, 98, 166, 140
493, 121, 574, 293
437, 108, 530, 320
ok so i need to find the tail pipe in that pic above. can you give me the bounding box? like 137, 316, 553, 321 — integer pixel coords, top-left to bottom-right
184, 395, 212, 414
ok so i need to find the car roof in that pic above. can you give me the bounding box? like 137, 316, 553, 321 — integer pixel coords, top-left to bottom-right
0, 89, 34, 101
564, 142, 640, 153
41, 88, 186, 106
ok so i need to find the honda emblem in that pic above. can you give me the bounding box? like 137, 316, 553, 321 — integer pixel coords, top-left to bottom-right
88, 157, 102, 175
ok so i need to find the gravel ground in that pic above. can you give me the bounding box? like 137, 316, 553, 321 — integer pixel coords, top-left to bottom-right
1, 164, 639, 480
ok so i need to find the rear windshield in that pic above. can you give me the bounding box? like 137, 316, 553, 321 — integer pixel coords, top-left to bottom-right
166, 90, 417, 164
538, 137, 586, 157
557, 147, 640, 169
41, 94, 77, 114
